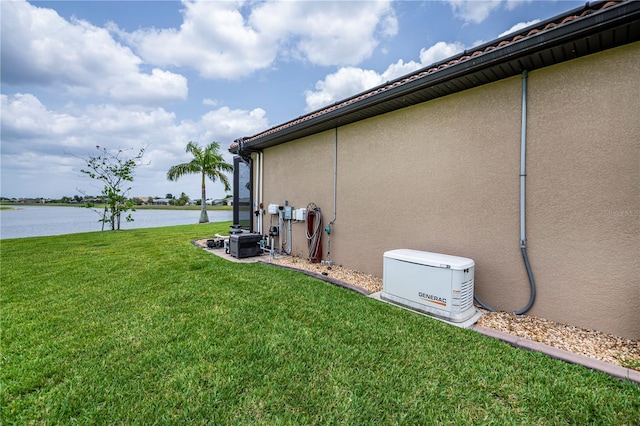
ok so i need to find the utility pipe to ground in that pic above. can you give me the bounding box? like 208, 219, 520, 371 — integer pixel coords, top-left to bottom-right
325, 127, 339, 265
475, 70, 536, 315
332, 127, 338, 226
514, 69, 536, 315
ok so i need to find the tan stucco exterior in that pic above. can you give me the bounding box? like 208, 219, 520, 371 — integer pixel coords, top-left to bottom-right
253, 42, 640, 339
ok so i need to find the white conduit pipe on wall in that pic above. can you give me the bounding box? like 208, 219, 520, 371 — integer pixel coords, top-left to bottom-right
259, 152, 264, 235
324, 128, 338, 265
332, 127, 338, 226
475, 70, 536, 314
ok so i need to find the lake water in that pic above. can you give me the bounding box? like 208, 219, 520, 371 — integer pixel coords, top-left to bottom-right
0, 206, 233, 239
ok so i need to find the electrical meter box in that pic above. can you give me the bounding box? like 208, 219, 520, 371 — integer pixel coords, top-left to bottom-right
268, 204, 279, 214
284, 206, 293, 220
294, 208, 307, 221
381, 249, 476, 322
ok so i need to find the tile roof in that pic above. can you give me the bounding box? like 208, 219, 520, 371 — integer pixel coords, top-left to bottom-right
230, 0, 634, 152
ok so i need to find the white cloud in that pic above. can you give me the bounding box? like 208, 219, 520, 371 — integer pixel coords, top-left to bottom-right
304, 41, 465, 112
505, 0, 534, 11
498, 19, 541, 37
446, 0, 503, 24
109, 69, 188, 105
0, 93, 270, 199
419, 41, 466, 67
302, 5, 543, 113
122, 1, 277, 80
305, 68, 385, 112
0, 94, 81, 146
251, 1, 397, 67
445, 0, 533, 24
121, 0, 397, 79
0, 0, 187, 104
201, 107, 269, 139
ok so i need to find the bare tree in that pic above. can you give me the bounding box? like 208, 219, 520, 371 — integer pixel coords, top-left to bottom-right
78, 145, 147, 230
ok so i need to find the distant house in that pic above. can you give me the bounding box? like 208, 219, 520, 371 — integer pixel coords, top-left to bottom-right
230, 1, 640, 339
18, 198, 52, 204
153, 198, 170, 205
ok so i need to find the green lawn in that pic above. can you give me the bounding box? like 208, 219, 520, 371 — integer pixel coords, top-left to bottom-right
1, 223, 638, 425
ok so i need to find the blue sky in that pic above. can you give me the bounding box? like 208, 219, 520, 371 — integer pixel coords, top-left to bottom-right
1, 0, 583, 201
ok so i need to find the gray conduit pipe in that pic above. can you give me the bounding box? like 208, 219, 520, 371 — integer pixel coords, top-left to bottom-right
332, 127, 338, 225
475, 70, 536, 314
324, 127, 338, 265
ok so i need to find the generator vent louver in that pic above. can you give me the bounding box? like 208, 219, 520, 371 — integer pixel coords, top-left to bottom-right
454, 278, 474, 310
381, 249, 476, 323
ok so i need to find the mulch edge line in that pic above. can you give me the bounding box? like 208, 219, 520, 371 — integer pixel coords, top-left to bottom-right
259, 261, 372, 296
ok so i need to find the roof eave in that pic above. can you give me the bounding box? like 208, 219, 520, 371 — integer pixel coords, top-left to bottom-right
231, 1, 640, 154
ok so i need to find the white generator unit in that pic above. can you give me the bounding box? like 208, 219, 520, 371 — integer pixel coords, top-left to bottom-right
381, 249, 476, 322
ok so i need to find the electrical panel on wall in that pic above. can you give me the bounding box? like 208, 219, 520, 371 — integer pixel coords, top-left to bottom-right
266, 203, 307, 220
284, 206, 293, 220
294, 208, 307, 221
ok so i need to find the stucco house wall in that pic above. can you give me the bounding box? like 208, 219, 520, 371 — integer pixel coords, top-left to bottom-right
255, 42, 639, 339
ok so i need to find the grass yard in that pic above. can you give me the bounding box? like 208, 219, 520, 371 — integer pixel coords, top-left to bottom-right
1, 223, 639, 425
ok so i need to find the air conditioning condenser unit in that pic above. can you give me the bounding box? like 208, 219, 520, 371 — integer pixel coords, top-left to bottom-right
381, 249, 476, 322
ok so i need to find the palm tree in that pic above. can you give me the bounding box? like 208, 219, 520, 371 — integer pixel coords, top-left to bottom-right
167, 141, 233, 223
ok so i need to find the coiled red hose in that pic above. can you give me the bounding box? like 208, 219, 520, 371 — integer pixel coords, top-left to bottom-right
306, 203, 322, 263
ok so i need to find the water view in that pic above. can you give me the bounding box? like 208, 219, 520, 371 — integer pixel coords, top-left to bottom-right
0, 206, 233, 239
